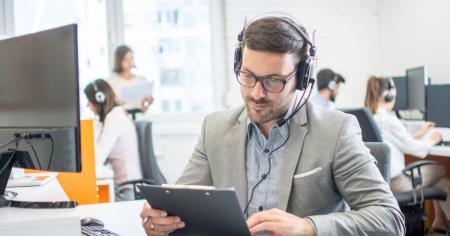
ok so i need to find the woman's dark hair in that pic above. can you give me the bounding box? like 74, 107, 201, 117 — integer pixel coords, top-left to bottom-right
365, 76, 393, 114
84, 79, 119, 122
113, 45, 133, 74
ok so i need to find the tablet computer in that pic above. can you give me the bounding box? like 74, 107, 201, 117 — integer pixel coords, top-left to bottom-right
138, 185, 250, 236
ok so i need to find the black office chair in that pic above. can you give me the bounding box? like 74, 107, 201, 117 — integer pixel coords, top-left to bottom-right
364, 143, 447, 236
117, 120, 167, 200
341, 108, 383, 142
126, 108, 141, 121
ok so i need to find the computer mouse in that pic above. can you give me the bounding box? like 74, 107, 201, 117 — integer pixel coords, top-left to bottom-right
80, 217, 104, 227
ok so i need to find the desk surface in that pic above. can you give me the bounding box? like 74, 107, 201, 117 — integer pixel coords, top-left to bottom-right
0, 200, 146, 235
429, 145, 450, 157
5, 178, 68, 201
77, 200, 146, 235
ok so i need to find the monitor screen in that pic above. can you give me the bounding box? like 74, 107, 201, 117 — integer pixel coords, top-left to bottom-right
392, 76, 408, 111
426, 85, 450, 128
0, 25, 79, 128
0, 25, 81, 173
406, 66, 427, 111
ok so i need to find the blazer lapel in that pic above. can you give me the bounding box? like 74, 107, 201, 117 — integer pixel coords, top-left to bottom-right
226, 109, 248, 211
278, 104, 309, 211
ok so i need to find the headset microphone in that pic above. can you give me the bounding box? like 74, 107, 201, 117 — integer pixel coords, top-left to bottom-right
277, 78, 315, 127
238, 13, 318, 216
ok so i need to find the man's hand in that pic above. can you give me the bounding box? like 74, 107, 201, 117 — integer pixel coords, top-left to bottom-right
140, 202, 185, 236
247, 208, 316, 236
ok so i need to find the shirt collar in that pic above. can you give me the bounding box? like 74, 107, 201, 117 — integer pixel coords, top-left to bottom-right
246, 91, 300, 140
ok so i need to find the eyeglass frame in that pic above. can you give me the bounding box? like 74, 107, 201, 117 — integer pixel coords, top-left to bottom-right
234, 69, 297, 93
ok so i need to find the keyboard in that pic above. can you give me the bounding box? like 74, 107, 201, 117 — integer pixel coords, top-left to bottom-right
81, 226, 121, 236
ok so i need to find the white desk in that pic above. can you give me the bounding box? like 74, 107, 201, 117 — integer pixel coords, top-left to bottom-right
429, 145, 450, 157
77, 200, 146, 235
96, 165, 115, 202
5, 177, 68, 201
0, 200, 146, 236
403, 122, 450, 157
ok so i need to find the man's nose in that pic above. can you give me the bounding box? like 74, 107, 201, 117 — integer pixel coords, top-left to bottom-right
250, 81, 266, 100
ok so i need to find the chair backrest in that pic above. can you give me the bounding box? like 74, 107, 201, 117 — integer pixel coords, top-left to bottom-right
341, 108, 383, 142
135, 120, 167, 185
365, 142, 391, 183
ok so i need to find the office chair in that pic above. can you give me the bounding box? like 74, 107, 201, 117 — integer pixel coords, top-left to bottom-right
126, 108, 141, 121
365, 142, 391, 183
341, 108, 383, 142
364, 142, 447, 235
116, 120, 167, 200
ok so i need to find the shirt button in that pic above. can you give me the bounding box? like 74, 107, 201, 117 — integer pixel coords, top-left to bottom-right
264, 149, 270, 153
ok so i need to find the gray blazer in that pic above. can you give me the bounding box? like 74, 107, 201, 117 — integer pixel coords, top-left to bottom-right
177, 102, 405, 235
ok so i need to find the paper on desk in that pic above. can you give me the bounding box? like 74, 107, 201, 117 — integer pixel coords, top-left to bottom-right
7, 172, 58, 187
121, 81, 154, 102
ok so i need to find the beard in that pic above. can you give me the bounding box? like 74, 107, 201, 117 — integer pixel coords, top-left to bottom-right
330, 92, 336, 102
244, 96, 286, 125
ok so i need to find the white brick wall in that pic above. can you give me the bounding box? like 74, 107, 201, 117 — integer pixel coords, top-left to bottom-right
158, 0, 383, 182
379, 0, 450, 84
223, 0, 381, 108
155, 0, 450, 183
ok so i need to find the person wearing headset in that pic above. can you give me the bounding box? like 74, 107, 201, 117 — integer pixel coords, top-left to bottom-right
84, 79, 142, 201
365, 76, 450, 234
311, 68, 346, 108
107, 45, 154, 113
140, 14, 404, 236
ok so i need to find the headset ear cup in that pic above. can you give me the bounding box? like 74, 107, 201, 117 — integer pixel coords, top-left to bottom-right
234, 46, 242, 72
296, 56, 313, 90
328, 80, 336, 90
384, 93, 394, 103
296, 61, 306, 90
95, 91, 106, 104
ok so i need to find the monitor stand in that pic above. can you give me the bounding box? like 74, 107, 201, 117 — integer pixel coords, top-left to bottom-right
0, 151, 77, 209
0, 151, 16, 207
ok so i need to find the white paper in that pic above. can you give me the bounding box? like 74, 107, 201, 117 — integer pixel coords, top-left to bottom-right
120, 81, 154, 102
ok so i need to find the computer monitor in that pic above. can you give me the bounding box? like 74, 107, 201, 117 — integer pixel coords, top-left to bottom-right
406, 66, 427, 112
0, 25, 81, 199
426, 85, 450, 128
392, 76, 408, 111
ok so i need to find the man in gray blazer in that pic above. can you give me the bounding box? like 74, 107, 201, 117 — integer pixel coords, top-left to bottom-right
141, 14, 405, 236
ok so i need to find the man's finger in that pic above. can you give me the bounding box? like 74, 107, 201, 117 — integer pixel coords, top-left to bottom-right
247, 209, 282, 228
150, 216, 181, 225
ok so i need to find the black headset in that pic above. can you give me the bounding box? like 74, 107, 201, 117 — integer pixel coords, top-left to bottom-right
237, 14, 318, 216
91, 80, 106, 104
382, 78, 395, 103
233, 14, 316, 91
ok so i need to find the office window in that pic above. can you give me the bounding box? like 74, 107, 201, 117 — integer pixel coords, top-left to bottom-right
175, 100, 182, 111
13, 0, 109, 116
123, 0, 213, 114
160, 69, 183, 85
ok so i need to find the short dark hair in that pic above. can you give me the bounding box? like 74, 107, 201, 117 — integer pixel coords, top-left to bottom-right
242, 16, 309, 65
316, 68, 346, 91
84, 79, 119, 123
113, 45, 133, 74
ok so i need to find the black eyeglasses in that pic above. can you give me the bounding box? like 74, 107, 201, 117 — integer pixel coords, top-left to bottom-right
235, 69, 297, 93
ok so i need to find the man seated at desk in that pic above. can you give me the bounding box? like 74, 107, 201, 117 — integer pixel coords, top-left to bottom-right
140, 14, 405, 236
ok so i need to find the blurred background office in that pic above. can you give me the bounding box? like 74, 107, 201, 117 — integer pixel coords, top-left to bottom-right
1, 0, 449, 183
